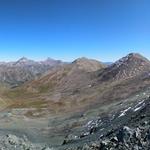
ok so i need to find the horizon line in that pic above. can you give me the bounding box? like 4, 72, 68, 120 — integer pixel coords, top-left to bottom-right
0, 52, 149, 63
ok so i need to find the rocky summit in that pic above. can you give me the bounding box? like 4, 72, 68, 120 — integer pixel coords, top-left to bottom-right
98, 53, 150, 81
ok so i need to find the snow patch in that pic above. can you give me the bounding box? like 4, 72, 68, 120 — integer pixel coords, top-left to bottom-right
133, 100, 145, 109
134, 103, 145, 112
118, 107, 131, 117
85, 119, 101, 129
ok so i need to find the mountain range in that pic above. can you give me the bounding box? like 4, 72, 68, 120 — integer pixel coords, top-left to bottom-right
6, 53, 148, 112
0, 57, 112, 88
1, 53, 149, 110
0, 57, 64, 87
0, 53, 150, 149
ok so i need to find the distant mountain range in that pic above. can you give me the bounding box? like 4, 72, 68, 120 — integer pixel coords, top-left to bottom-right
0, 57, 64, 87
0, 57, 112, 88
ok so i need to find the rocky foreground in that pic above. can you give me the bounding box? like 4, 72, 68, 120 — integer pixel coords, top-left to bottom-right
66, 123, 150, 150
0, 134, 52, 150
62, 93, 150, 150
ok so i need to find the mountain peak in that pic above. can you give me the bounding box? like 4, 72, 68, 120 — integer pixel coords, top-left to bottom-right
99, 53, 150, 81
13, 57, 35, 66
113, 53, 149, 68
127, 52, 140, 57
72, 57, 106, 72
126, 53, 148, 60
17, 57, 29, 62
73, 57, 90, 64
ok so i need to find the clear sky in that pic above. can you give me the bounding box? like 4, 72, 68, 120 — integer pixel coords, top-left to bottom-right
0, 0, 150, 62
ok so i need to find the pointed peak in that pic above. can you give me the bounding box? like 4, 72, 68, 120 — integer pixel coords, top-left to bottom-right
17, 57, 30, 62
14, 57, 35, 66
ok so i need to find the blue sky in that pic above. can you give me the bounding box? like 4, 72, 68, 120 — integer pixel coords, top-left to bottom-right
0, 0, 150, 62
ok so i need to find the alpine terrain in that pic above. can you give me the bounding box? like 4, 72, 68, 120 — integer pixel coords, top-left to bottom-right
0, 53, 150, 150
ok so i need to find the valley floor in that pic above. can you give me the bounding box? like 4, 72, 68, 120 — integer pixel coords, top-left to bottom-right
0, 87, 150, 149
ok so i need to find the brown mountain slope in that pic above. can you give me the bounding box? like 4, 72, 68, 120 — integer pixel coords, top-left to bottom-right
72, 57, 105, 72
98, 53, 150, 81
22, 57, 106, 93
